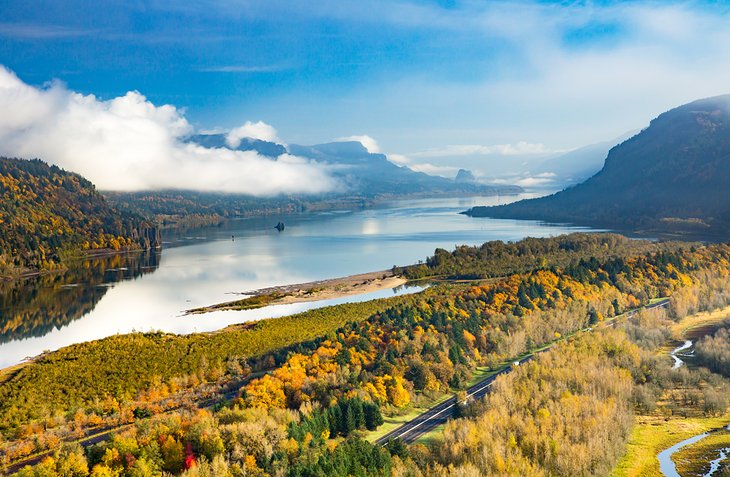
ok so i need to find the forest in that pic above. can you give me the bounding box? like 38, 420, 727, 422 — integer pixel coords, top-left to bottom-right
3, 236, 730, 475
398, 232, 681, 280
0, 158, 158, 276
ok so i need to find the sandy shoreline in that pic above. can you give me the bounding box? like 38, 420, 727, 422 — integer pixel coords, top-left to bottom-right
187, 269, 408, 314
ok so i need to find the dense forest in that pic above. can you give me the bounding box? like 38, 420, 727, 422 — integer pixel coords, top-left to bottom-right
0, 158, 158, 276
3, 235, 730, 475
399, 233, 676, 279
466, 95, 730, 236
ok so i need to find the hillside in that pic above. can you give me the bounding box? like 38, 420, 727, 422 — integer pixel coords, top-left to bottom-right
532, 131, 636, 188
108, 139, 522, 221
288, 141, 510, 195
0, 158, 159, 276
465, 95, 730, 236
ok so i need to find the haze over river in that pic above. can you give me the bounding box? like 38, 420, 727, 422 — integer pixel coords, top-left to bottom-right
0, 194, 601, 368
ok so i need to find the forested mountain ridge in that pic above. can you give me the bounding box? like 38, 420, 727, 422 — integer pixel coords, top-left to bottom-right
0, 157, 159, 276
465, 95, 730, 235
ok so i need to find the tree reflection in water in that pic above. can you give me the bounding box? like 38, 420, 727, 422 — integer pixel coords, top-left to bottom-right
0, 250, 160, 344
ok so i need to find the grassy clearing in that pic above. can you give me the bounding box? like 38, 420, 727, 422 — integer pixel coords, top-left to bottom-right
671, 305, 730, 341
0, 363, 25, 386
413, 424, 445, 446
365, 395, 451, 443
465, 366, 494, 387
674, 428, 730, 476
189, 292, 286, 313
612, 412, 730, 477
613, 307, 730, 477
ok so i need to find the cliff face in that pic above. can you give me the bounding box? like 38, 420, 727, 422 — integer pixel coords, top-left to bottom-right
0, 157, 157, 274
466, 95, 730, 236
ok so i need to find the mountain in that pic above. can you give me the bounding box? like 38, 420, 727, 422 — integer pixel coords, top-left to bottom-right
288, 141, 517, 196
188, 133, 287, 157
454, 169, 477, 183
464, 95, 730, 236
110, 140, 522, 222
0, 157, 158, 276
532, 132, 636, 187
188, 134, 522, 196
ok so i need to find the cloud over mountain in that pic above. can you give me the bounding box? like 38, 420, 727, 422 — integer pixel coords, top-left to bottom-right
0, 66, 335, 195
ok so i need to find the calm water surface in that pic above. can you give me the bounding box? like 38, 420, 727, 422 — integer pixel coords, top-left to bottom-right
0, 195, 601, 368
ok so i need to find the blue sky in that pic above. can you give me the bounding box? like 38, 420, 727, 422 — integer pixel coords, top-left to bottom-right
2, 1, 730, 191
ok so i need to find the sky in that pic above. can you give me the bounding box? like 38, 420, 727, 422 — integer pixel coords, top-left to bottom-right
2, 0, 730, 193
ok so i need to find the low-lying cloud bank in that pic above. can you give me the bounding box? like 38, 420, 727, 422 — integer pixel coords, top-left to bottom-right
0, 66, 335, 195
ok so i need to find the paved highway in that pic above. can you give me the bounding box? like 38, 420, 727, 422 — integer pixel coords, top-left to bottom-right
376, 298, 670, 446
3, 299, 670, 472
374, 358, 527, 445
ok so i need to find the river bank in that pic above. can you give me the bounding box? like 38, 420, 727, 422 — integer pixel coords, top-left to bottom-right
186, 269, 409, 314
612, 305, 730, 477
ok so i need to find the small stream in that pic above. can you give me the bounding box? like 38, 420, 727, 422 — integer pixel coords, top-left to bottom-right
658, 337, 729, 476
657, 425, 730, 477
706, 446, 730, 476
671, 340, 693, 369
658, 433, 710, 477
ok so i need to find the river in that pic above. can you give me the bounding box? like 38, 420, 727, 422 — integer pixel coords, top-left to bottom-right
671, 340, 693, 369
659, 340, 729, 476
0, 194, 602, 369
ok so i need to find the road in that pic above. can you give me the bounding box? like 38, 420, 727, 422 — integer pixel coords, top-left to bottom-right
376, 298, 670, 446
1, 387, 243, 474
3, 299, 670, 472
375, 357, 529, 445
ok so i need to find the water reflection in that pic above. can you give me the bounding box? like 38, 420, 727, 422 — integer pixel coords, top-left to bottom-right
0, 195, 601, 368
0, 251, 160, 344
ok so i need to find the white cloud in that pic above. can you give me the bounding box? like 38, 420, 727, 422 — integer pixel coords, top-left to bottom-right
335, 134, 381, 153
491, 172, 560, 189
226, 120, 280, 148
387, 153, 459, 178
410, 142, 560, 158
387, 153, 410, 166
0, 66, 334, 195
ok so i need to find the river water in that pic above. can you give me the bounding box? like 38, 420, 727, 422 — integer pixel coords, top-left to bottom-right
658, 425, 730, 477
671, 340, 693, 369
659, 341, 729, 476
0, 194, 601, 368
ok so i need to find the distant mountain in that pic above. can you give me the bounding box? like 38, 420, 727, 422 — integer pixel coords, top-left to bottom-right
189, 133, 287, 157
111, 139, 521, 223
533, 132, 636, 187
465, 95, 730, 236
0, 158, 158, 276
289, 141, 517, 196
454, 169, 477, 183
187, 135, 522, 197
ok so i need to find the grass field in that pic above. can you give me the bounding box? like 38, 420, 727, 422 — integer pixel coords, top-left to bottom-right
612, 413, 730, 477
612, 306, 730, 477
365, 395, 451, 443
671, 305, 730, 341
674, 428, 730, 476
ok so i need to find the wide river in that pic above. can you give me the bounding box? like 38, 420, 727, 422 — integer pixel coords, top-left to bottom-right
0, 194, 601, 368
